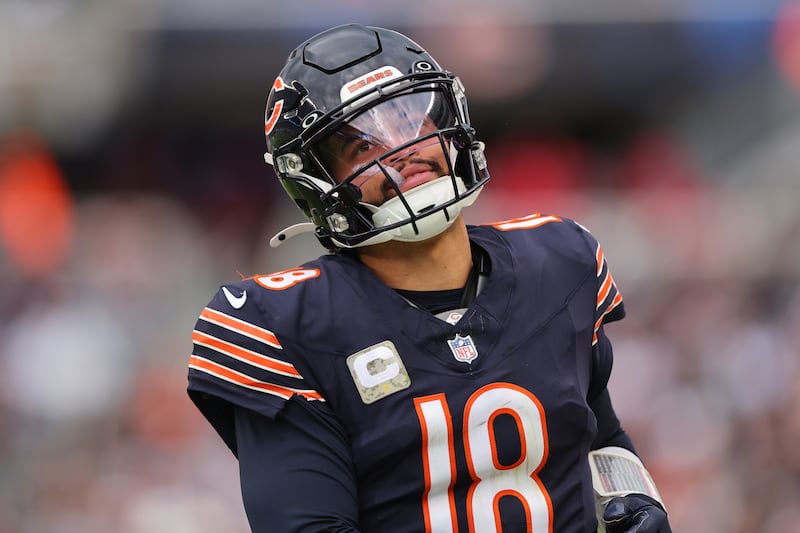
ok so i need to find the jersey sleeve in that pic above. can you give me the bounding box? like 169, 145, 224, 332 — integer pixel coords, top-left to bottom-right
235, 401, 362, 531
575, 223, 634, 451
573, 222, 626, 346
186, 283, 325, 453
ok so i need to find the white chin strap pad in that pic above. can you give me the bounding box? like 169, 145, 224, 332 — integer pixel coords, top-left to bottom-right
345, 176, 481, 248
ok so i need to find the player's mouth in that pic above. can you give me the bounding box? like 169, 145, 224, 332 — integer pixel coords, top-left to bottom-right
399, 165, 439, 191
382, 160, 444, 197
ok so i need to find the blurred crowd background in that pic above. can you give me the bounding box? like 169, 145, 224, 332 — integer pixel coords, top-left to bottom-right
2, 0, 800, 531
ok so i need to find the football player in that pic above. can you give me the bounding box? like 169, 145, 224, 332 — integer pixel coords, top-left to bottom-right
187, 23, 672, 533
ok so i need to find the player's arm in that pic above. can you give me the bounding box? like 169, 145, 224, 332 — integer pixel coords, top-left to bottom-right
187, 283, 360, 530
589, 327, 634, 452
583, 227, 671, 532
235, 398, 362, 533
589, 329, 671, 533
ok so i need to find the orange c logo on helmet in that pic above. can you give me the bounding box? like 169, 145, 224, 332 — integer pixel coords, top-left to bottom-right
264, 77, 286, 135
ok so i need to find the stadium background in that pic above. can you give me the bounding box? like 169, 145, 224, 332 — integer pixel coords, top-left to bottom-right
1, 0, 799, 531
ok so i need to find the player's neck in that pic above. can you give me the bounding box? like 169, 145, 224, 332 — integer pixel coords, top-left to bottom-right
356, 218, 472, 291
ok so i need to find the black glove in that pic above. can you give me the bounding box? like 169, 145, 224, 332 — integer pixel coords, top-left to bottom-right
602, 493, 671, 533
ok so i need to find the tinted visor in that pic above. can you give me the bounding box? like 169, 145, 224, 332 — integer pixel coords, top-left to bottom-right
314, 90, 457, 185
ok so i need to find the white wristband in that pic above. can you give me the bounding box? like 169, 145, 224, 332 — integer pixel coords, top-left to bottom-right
589, 446, 664, 506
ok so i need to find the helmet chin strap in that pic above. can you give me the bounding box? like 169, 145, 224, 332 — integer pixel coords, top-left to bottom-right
269, 176, 483, 250
266, 150, 484, 250
332, 176, 482, 249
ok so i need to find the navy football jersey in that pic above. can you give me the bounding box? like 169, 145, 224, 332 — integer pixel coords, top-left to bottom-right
188, 214, 626, 532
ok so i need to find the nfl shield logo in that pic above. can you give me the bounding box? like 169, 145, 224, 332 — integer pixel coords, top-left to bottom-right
447, 334, 478, 363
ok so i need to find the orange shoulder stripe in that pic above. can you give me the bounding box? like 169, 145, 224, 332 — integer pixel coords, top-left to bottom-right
189, 356, 324, 401
200, 307, 281, 349
592, 292, 624, 345
192, 330, 299, 378
596, 271, 614, 309
595, 245, 605, 277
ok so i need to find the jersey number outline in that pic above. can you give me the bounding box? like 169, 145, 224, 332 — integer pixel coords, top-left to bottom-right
254, 267, 320, 290
414, 383, 553, 533
489, 213, 562, 232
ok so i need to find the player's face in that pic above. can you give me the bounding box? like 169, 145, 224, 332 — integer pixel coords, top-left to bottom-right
317, 92, 452, 206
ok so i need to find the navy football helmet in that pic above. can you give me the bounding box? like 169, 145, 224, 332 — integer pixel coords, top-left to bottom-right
264, 23, 489, 250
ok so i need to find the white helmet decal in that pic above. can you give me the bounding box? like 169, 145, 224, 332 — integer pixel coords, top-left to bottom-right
340, 66, 402, 103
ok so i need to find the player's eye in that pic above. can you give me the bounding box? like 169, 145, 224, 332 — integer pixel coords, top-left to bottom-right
346, 136, 384, 161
